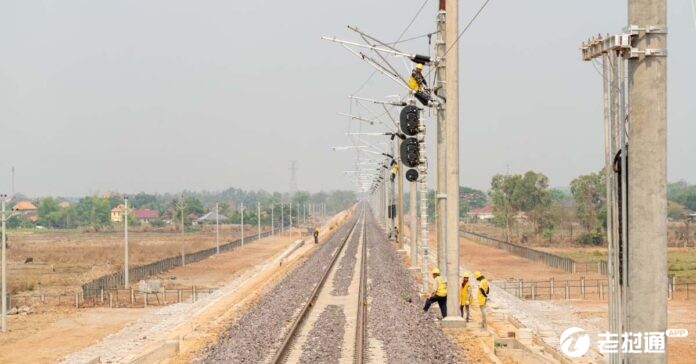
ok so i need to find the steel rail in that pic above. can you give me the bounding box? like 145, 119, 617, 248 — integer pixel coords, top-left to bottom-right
270, 207, 365, 364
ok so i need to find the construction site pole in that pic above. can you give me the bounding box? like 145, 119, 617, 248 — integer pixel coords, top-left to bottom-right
124, 196, 129, 288
257, 202, 261, 240
271, 204, 274, 236
443, 0, 464, 324
435, 0, 448, 277
216, 202, 220, 254
241, 202, 245, 246
2, 197, 7, 333
281, 203, 284, 234
627, 0, 667, 362
397, 145, 405, 250
410, 181, 418, 268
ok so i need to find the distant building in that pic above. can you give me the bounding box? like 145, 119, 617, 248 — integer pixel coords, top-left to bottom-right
133, 208, 159, 223
13, 200, 38, 222
58, 201, 71, 209
468, 205, 494, 221
111, 204, 126, 222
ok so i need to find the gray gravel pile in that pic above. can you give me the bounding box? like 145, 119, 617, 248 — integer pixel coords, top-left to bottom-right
365, 213, 462, 363
197, 214, 358, 363
298, 305, 346, 364
331, 223, 361, 295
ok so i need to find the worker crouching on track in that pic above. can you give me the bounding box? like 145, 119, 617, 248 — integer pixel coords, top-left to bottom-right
460, 271, 472, 322
423, 268, 447, 318
313, 228, 319, 244
475, 271, 490, 329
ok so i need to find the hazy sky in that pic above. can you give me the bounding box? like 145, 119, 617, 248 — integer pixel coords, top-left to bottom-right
1, 1, 694, 197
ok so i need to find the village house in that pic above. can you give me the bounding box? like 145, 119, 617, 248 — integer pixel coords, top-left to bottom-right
133, 208, 159, 223
110, 204, 126, 222
467, 205, 494, 221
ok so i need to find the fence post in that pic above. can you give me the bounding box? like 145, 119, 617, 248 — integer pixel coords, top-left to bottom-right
550, 278, 554, 299
531, 284, 536, 300
519, 280, 524, 299
178, 289, 182, 303
581, 277, 586, 299
192, 286, 196, 303
144, 293, 148, 308
100, 288, 104, 304
109, 292, 113, 308
599, 281, 603, 300
75, 292, 79, 309
565, 281, 569, 299
130, 288, 134, 305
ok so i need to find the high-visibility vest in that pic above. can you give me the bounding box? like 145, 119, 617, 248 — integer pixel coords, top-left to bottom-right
478, 278, 490, 306
460, 280, 472, 305
434, 275, 447, 297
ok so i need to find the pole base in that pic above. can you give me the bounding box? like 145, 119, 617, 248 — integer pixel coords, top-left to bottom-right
441, 316, 467, 328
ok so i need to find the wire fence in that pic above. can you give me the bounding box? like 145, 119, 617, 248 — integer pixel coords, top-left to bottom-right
493, 277, 692, 301
462, 231, 577, 273
7, 286, 216, 310
81, 231, 273, 297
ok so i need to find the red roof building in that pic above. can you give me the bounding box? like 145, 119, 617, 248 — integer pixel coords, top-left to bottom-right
133, 208, 159, 222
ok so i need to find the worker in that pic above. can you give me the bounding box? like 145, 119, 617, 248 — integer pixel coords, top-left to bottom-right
313, 228, 319, 244
408, 63, 428, 91
390, 161, 398, 182
460, 271, 472, 322
407, 63, 433, 106
423, 267, 448, 318
475, 271, 490, 328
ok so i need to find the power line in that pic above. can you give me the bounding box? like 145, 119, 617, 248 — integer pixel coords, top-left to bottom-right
444, 0, 493, 55
350, 0, 432, 96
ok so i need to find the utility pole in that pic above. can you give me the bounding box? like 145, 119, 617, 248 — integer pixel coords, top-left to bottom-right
443, 0, 465, 325
257, 201, 261, 240
271, 204, 275, 236
397, 143, 405, 251
281, 203, 285, 234
1, 195, 8, 333
124, 196, 129, 288
580, 1, 667, 360
417, 106, 430, 294
435, 0, 448, 277
177, 196, 185, 266
409, 181, 418, 269
216, 202, 220, 254
241, 202, 245, 246
627, 1, 667, 362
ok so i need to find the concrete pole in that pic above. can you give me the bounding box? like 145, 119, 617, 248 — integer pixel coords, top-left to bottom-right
241, 202, 244, 246
297, 202, 300, 228
627, 0, 667, 361
257, 201, 261, 240
410, 181, 418, 268
271, 204, 274, 236
443, 0, 464, 323
124, 197, 129, 288
281, 203, 284, 233
435, 0, 448, 276
180, 197, 185, 266
384, 169, 389, 231
216, 202, 220, 254
397, 146, 405, 250
1, 197, 7, 333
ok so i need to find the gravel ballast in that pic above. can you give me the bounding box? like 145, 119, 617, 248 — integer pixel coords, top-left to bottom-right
331, 221, 361, 296
298, 305, 346, 364
197, 214, 358, 363
365, 212, 462, 363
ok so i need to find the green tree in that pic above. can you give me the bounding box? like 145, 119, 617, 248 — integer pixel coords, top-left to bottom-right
490, 174, 521, 241
37, 197, 62, 227
570, 172, 606, 232
74, 197, 111, 229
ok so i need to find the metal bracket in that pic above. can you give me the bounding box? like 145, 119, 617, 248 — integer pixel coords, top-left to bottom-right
436, 193, 447, 200
629, 48, 668, 58
625, 24, 668, 35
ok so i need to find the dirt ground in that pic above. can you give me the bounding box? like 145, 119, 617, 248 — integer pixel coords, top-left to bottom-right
457, 235, 696, 362
6, 225, 269, 295
0, 231, 298, 364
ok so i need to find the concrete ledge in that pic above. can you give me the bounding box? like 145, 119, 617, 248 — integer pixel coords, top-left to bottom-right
130, 338, 180, 364
441, 317, 467, 328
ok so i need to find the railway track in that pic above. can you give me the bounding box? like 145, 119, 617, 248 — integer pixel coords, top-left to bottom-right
270, 206, 368, 364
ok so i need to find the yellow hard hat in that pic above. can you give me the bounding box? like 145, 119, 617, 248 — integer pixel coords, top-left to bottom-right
461, 271, 471, 278
415, 63, 424, 70
474, 271, 482, 279
431, 268, 440, 275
